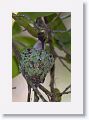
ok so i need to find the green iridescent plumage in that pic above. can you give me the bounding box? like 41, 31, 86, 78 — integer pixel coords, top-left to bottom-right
19, 48, 54, 85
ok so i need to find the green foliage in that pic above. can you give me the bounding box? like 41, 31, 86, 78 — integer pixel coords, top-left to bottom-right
18, 12, 53, 21
12, 22, 22, 35
12, 36, 36, 78
12, 13, 38, 37
50, 16, 66, 30
50, 16, 71, 53
12, 56, 19, 78
44, 13, 57, 24
13, 36, 36, 50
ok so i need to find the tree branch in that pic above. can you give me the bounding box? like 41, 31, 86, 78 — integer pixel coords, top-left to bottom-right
58, 56, 71, 72
12, 13, 38, 38
28, 78, 48, 102
39, 84, 52, 96
27, 85, 31, 102
62, 91, 71, 95
47, 30, 56, 102
33, 88, 47, 102
39, 84, 52, 101
34, 91, 39, 102
12, 87, 16, 89
53, 50, 71, 72
60, 84, 71, 96
60, 14, 71, 20
52, 29, 71, 33
53, 36, 71, 57
50, 65, 55, 92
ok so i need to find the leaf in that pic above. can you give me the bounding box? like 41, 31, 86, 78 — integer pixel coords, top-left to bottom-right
12, 56, 20, 78
12, 21, 22, 35
51, 16, 66, 30
51, 16, 71, 53
14, 36, 36, 48
54, 31, 71, 52
12, 13, 38, 37
13, 36, 36, 52
18, 12, 53, 21
12, 35, 37, 78
44, 13, 57, 24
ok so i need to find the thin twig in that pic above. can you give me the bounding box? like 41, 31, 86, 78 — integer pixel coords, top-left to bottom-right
24, 75, 48, 102
39, 84, 52, 96
60, 14, 71, 20
52, 29, 71, 33
33, 88, 47, 102
34, 91, 39, 102
53, 36, 71, 57
12, 87, 16, 89
62, 91, 71, 95
27, 81, 47, 102
27, 85, 31, 102
39, 84, 52, 101
60, 84, 71, 96
50, 65, 55, 92
47, 30, 56, 101
53, 50, 71, 72
58, 56, 71, 72
57, 56, 67, 61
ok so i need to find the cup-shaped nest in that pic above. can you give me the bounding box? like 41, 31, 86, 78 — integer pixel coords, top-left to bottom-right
19, 48, 54, 85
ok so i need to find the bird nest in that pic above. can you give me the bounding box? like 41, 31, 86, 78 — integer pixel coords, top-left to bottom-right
19, 48, 54, 85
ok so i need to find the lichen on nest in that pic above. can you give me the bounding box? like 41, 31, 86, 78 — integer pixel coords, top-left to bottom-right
19, 48, 54, 85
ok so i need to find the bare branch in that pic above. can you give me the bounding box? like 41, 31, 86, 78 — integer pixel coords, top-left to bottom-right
50, 65, 55, 92
54, 36, 71, 57
57, 56, 67, 61
62, 91, 71, 95
12, 87, 16, 89
39, 84, 52, 97
33, 88, 47, 102
39, 84, 52, 101
34, 91, 39, 102
60, 84, 71, 96
47, 30, 56, 102
58, 56, 71, 72
27, 85, 31, 102
50, 65, 55, 101
53, 50, 71, 72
